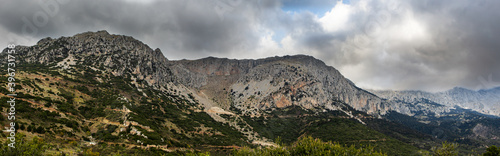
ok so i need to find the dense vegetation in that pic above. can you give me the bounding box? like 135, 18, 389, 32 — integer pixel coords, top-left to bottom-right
384, 111, 500, 154
0, 133, 48, 156
239, 106, 422, 155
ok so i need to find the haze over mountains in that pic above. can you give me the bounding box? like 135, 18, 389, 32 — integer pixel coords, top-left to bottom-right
371, 87, 500, 117
1, 31, 499, 155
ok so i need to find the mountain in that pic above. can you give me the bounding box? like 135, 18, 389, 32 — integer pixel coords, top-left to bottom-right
170, 55, 392, 116
370, 87, 500, 117
370, 88, 500, 152
0, 30, 498, 155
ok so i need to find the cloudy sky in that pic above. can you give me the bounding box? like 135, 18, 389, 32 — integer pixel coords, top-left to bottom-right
1, 0, 500, 92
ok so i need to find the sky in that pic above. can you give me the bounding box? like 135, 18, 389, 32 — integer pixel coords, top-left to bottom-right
1, 0, 500, 92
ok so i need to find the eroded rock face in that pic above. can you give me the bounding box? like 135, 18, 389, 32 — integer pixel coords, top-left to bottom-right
172, 55, 389, 116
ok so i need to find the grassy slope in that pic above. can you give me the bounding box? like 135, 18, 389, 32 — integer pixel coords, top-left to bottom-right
0, 63, 247, 155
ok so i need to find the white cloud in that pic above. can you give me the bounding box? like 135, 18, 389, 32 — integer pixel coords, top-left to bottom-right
0, 27, 38, 47
319, 1, 353, 32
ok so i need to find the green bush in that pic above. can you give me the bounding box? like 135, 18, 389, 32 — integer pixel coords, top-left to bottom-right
483, 145, 500, 156
0, 133, 48, 156
233, 136, 386, 156
431, 142, 458, 156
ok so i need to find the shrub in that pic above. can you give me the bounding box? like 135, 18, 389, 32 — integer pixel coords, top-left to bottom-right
431, 142, 458, 156
483, 145, 500, 156
232, 136, 386, 156
81, 148, 100, 156
0, 133, 48, 156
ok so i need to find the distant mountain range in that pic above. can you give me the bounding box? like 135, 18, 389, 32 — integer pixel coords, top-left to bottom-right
1, 30, 499, 155
370, 87, 500, 117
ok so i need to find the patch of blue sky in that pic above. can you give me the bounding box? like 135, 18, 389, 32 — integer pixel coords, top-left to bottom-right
281, 0, 342, 16
274, 0, 349, 45
271, 28, 287, 46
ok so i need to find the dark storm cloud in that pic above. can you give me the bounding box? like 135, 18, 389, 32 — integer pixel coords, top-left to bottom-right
385, 0, 500, 90
0, 0, 265, 59
287, 0, 500, 91
1, 0, 499, 91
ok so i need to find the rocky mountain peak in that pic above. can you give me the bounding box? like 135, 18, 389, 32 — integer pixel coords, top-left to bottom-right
73, 30, 111, 40
5, 31, 171, 88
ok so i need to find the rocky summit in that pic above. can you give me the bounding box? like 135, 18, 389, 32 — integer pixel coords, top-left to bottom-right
1, 31, 499, 155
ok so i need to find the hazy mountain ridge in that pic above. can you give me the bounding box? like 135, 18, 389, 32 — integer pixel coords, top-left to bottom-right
370, 87, 500, 117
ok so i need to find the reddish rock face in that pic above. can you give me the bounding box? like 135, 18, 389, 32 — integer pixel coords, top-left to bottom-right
274, 94, 291, 108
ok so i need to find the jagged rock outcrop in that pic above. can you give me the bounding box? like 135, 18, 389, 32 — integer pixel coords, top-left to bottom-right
6, 30, 172, 89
